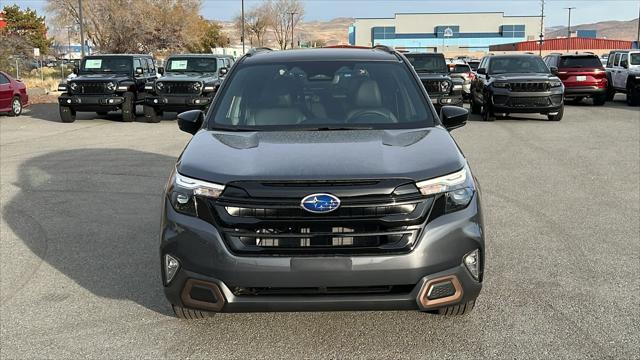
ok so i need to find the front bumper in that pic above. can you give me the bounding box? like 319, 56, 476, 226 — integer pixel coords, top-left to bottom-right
490, 89, 564, 114
161, 193, 484, 312
145, 94, 212, 111
58, 93, 125, 111
431, 94, 464, 109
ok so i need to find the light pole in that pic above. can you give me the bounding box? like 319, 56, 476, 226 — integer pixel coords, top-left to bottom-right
67, 26, 72, 60
78, 0, 86, 57
241, 0, 245, 53
539, 0, 545, 56
564, 7, 576, 53
289, 12, 297, 49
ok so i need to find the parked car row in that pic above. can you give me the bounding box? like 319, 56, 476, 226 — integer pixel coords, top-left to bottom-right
56, 53, 234, 122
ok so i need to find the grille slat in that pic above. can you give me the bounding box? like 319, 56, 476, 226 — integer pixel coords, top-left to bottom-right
421, 80, 444, 94
509, 82, 550, 92
76, 82, 108, 94
508, 96, 550, 107
158, 81, 200, 94
206, 181, 431, 256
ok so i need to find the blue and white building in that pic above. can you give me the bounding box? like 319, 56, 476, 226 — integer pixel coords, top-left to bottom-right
349, 12, 542, 53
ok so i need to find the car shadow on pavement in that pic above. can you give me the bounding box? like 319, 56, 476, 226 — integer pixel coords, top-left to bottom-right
23, 103, 178, 123
3, 148, 176, 315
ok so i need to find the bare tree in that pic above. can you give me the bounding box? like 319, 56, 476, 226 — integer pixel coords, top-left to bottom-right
234, 3, 270, 47
265, 0, 304, 50
45, 0, 204, 54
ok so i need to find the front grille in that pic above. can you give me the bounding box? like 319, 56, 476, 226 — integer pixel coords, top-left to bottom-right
75, 82, 108, 94
158, 81, 200, 94
199, 180, 433, 256
421, 80, 444, 94
232, 284, 415, 296
509, 82, 550, 92
508, 96, 550, 107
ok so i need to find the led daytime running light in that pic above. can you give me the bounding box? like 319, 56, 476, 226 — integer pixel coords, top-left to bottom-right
416, 168, 467, 196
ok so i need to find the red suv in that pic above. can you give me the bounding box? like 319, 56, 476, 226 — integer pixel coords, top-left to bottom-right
543, 53, 607, 105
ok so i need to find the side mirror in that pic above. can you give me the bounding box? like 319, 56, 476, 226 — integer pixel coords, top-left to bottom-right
72, 67, 78, 75
177, 110, 204, 135
135, 67, 144, 76
440, 106, 468, 131
549, 66, 558, 74
476, 68, 487, 75
158, 67, 164, 75
218, 67, 228, 76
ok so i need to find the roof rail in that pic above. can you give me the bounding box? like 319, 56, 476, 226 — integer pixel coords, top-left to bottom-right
372, 45, 395, 54
246, 47, 273, 56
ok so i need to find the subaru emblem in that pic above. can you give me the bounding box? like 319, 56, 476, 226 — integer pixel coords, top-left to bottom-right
300, 193, 341, 214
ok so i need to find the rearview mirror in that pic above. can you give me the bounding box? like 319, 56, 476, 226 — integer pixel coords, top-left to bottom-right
476, 68, 486, 75
177, 110, 204, 135
135, 67, 144, 76
218, 67, 228, 76
440, 106, 468, 131
158, 67, 164, 75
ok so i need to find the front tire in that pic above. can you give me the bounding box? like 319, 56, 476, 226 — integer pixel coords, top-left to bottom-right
627, 85, 640, 106
121, 92, 135, 122
59, 106, 76, 123
143, 105, 162, 123
172, 305, 211, 320
547, 105, 564, 121
9, 96, 22, 116
481, 99, 494, 121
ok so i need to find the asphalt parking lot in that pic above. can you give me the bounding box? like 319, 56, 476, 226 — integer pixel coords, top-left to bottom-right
1, 98, 638, 359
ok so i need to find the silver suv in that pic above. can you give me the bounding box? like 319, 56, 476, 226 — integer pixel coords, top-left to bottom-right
605, 50, 640, 106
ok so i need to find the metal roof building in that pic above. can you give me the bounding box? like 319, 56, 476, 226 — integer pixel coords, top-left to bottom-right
490, 37, 636, 53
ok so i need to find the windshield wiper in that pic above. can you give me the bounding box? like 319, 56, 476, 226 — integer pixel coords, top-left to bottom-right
299, 126, 374, 131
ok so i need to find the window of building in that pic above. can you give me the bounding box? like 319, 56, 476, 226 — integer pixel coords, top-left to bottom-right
502, 25, 525, 38
371, 27, 396, 40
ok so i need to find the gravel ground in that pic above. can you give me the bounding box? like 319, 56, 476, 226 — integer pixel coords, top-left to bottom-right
1, 98, 638, 359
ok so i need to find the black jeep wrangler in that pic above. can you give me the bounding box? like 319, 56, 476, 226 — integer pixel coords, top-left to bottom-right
143, 54, 231, 122
57, 54, 157, 123
404, 53, 463, 110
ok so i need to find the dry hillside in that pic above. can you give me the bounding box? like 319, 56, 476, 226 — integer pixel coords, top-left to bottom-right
546, 18, 638, 41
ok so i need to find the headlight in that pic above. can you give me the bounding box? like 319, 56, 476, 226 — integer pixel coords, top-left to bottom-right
492, 82, 509, 88
69, 82, 78, 91
550, 80, 563, 88
105, 81, 116, 91
156, 82, 164, 90
168, 169, 225, 216
57, 84, 67, 92
416, 165, 475, 213
440, 81, 451, 93
192, 82, 203, 91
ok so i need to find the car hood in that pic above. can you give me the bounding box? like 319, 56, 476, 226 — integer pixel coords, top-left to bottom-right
158, 73, 218, 82
72, 73, 130, 82
416, 73, 450, 81
491, 73, 558, 81
177, 128, 466, 183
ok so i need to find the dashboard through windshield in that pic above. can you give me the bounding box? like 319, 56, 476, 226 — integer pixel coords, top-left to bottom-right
80, 57, 132, 73
208, 60, 434, 131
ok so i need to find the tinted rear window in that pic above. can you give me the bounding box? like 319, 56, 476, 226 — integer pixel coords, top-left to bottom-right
559, 56, 602, 68
209, 61, 434, 130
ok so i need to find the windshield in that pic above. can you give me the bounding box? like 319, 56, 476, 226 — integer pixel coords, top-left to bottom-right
489, 57, 549, 74
449, 64, 471, 73
80, 57, 131, 73
208, 61, 433, 131
559, 56, 602, 68
166, 57, 217, 73
404, 54, 447, 73
467, 61, 480, 71
631, 53, 640, 65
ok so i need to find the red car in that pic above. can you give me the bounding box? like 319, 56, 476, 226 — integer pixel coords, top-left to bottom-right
0, 71, 29, 116
543, 53, 608, 105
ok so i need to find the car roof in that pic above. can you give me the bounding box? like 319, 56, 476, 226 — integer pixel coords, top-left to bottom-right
242, 48, 398, 64
167, 54, 233, 58
85, 54, 152, 57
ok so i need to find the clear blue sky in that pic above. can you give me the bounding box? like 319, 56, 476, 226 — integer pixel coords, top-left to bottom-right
6, 0, 640, 27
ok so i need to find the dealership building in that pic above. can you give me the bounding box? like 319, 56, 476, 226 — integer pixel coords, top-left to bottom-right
348, 12, 542, 54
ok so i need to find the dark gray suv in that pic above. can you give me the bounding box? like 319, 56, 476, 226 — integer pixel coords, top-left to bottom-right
160, 46, 484, 318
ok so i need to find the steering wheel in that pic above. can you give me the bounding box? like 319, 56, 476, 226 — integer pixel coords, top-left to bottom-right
346, 109, 398, 124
